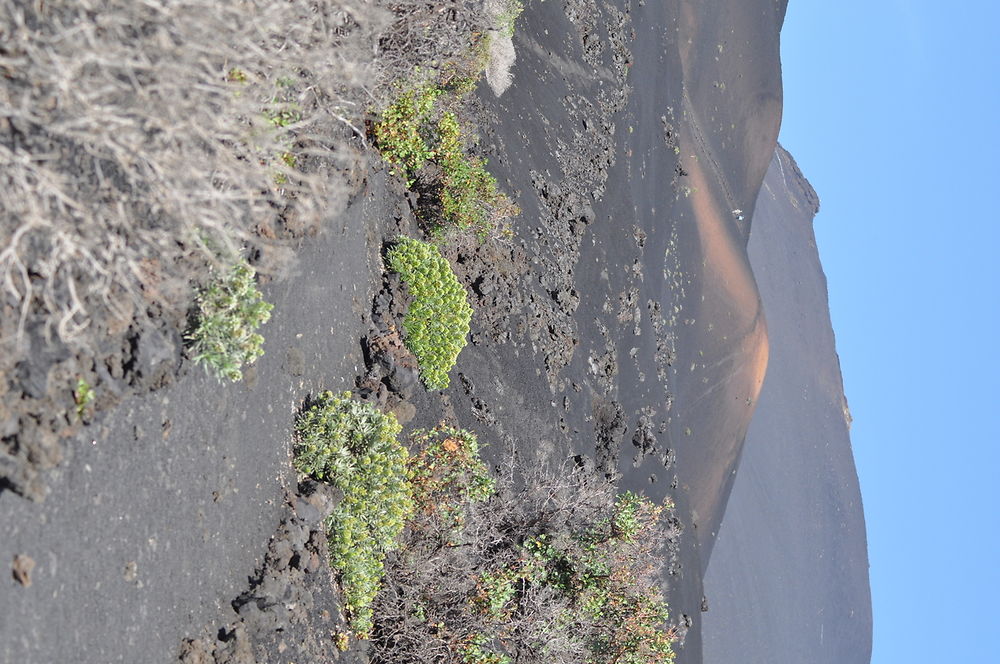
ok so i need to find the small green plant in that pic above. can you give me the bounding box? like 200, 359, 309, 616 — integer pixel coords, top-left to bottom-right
436, 113, 519, 235
226, 67, 248, 84
386, 238, 473, 390
371, 82, 518, 235
461, 633, 512, 664
187, 260, 273, 382
73, 378, 94, 418
293, 391, 413, 637
264, 101, 301, 128
495, 0, 524, 38
472, 568, 520, 619
371, 85, 442, 185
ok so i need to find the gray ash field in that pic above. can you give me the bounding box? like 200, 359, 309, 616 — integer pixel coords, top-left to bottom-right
0, 1, 871, 663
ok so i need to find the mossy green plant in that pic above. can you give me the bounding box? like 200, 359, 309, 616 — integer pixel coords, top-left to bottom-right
293, 390, 413, 637
386, 237, 473, 390
187, 260, 272, 382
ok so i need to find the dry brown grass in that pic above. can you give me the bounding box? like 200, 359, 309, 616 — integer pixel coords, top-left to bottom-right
0, 0, 393, 363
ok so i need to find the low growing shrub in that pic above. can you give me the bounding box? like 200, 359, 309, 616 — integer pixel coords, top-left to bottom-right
408, 426, 495, 534
371, 85, 442, 185
186, 260, 273, 382
293, 391, 413, 637
436, 113, 520, 235
371, 461, 680, 664
371, 82, 518, 236
386, 237, 473, 390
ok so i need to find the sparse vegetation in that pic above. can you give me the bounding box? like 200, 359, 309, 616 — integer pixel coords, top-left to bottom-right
186, 260, 273, 383
436, 113, 520, 235
371, 453, 680, 664
371, 51, 519, 236
407, 426, 495, 532
386, 238, 473, 390
73, 378, 94, 419
291, 391, 679, 663
293, 391, 413, 638
493, 0, 525, 38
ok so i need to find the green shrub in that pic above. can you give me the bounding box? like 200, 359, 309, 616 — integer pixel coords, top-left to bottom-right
371, 85, 441, 185
187, 260, 273, 382
293, 391, 413, 637
461, 633, 512, 664
371, 84, 518, 236
436, 113, 519, 235
371, 468, 678, 664
386, 237, 473, 390
518, 491, 677, 664
73, 378, 94, 419
408, 426, 495, 532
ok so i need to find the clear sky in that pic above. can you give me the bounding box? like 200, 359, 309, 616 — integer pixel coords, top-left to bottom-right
778, 1, 1000, 662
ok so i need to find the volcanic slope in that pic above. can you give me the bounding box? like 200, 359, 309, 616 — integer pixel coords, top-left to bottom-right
702, 145, 873, 663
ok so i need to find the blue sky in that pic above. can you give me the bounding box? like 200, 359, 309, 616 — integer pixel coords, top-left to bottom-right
778, 1, 1000, 662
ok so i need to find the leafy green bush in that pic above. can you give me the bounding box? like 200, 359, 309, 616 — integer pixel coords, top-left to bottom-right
371, 83, 518, 236
371, 85, 441, 185
293, 391, 413, 637
187, 260, 273, 382
386, 237, 473, 390
436, 113, 520, 235
408, 426, 495, 532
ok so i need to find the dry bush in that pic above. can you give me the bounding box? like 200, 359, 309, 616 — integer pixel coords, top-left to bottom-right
0, 0, 391, 365
0, 0, 404, 499
374, 0, 491, 93
371, 457, 679, 664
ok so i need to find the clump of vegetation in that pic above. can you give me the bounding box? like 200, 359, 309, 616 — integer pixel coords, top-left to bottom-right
371, 85, 442, 185
436, 113, 520, 235
494, 0, 525, 38
386, 238, 473, 390
371, 80, 518, 235
371, 458, 680, 664
186, 260, 273, 383
293, 391, 413, 637
515, 492, 678, 664
407, 426, 495, 533
73, 378, 95, 419
290, 395, 679, 662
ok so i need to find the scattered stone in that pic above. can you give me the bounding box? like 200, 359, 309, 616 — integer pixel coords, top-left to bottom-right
12, 554, 35, 587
